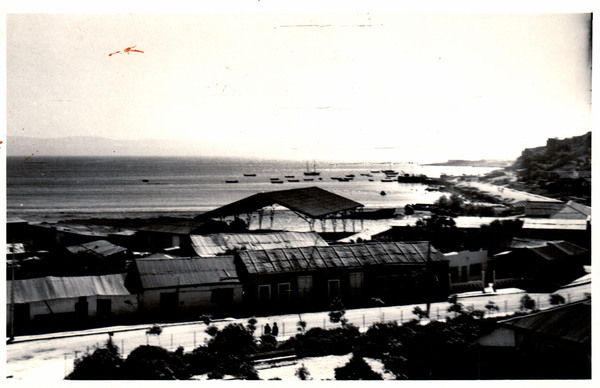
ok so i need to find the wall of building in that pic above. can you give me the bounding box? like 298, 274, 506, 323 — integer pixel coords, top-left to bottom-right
445, 249, 488, 284
138, 284, 243, 314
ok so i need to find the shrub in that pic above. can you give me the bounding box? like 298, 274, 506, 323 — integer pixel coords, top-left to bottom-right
295, 364, 311, 380
549, 294, 565, 305
67, 337, 122, 380
121, 345, 190, 380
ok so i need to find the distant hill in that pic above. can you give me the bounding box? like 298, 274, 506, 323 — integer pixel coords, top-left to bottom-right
5, 136, 206, 157
425, 159, 513, 168
511, 132, 591, 204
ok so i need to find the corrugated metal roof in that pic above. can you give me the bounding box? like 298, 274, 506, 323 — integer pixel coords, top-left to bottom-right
238, 241, 444, 275
189, 231, 329, 257
509, 240, 588, 262
133, 256, 240, 289
550, 201, 591, 220
196, 187, 364, 221
8, 274, 130, 304
65, 240, 127, 256
501, 301, 591, 345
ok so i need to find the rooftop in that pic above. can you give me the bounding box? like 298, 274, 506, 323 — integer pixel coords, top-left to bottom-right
195, 186, 364, 221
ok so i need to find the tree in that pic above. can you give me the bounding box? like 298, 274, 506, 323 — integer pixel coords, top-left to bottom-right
146, 324, 163, 346
519, 294, 537, 312
335, 353, 383, 380
485, 301, 500, 316
206, 323, 259, 379
412, 306, 429, 320
329, 297, 348, 327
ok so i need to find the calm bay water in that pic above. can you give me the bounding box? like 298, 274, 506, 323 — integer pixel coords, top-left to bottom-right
6, 156, 497, 222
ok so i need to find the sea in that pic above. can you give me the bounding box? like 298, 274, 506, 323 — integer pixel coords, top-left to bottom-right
6, 156, 499, 223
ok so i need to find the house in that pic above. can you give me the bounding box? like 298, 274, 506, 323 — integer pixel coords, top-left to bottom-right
521, 200, 565, 218
234, 241, 449, 312
490, 240, 589, 292
6, 274, 137, 335
443, 249, 488, 291
477, 300, 591, 379
125, 256, 243, 319
61, 239, 130, 275
187, 231, 329, 257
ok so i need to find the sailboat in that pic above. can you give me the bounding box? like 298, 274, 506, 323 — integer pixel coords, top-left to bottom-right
303, 161, 320, 176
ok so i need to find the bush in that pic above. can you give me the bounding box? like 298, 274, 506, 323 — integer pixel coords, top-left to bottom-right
295, 364, 311, 380
335, 353, 383, 380
287, 326, 360, 358
122, 345, 190, 380
67, 337, 122, 380
549, 294, 565, 305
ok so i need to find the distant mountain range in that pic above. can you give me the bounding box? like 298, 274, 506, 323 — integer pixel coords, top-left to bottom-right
425, 159, 513, 168
5, 136, 206, 157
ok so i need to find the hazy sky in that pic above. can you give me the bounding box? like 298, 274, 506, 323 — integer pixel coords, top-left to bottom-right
6, 12, 592, 162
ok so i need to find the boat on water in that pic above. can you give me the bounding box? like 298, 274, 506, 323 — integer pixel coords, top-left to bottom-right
288, 179, 300, 182
303, 178, 314, 182
304, 161, 320, 176
271, 180, 284, 184
243, 173, 256, 177
285, 175, 295, 178
225, 180, 239, 184
381, 179, 394, 182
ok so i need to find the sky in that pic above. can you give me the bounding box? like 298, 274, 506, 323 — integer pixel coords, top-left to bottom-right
5, 9, 593, 163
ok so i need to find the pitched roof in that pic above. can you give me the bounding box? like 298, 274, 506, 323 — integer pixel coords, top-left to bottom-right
237, 241, 444, 275
504, 240, 588, 262
500, 300, 591, 345
550, 201, 591, 220
189, 231, 329, 257
131, 256, 240, 289
195, 186, 363, 221
8, 274, 130, 304
65, 239, 127, 256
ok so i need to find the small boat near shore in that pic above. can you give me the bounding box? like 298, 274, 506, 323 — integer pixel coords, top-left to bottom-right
243, 173, 256, 177
225, 180, 239, 184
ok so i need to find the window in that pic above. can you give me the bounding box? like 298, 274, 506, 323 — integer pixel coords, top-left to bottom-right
328, 279, 341, 299
278, 283, 291, 302
297, 276, 313, 298
258, 285, 271, 302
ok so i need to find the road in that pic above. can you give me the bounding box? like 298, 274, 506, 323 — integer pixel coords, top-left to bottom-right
5, 282, 590, 381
